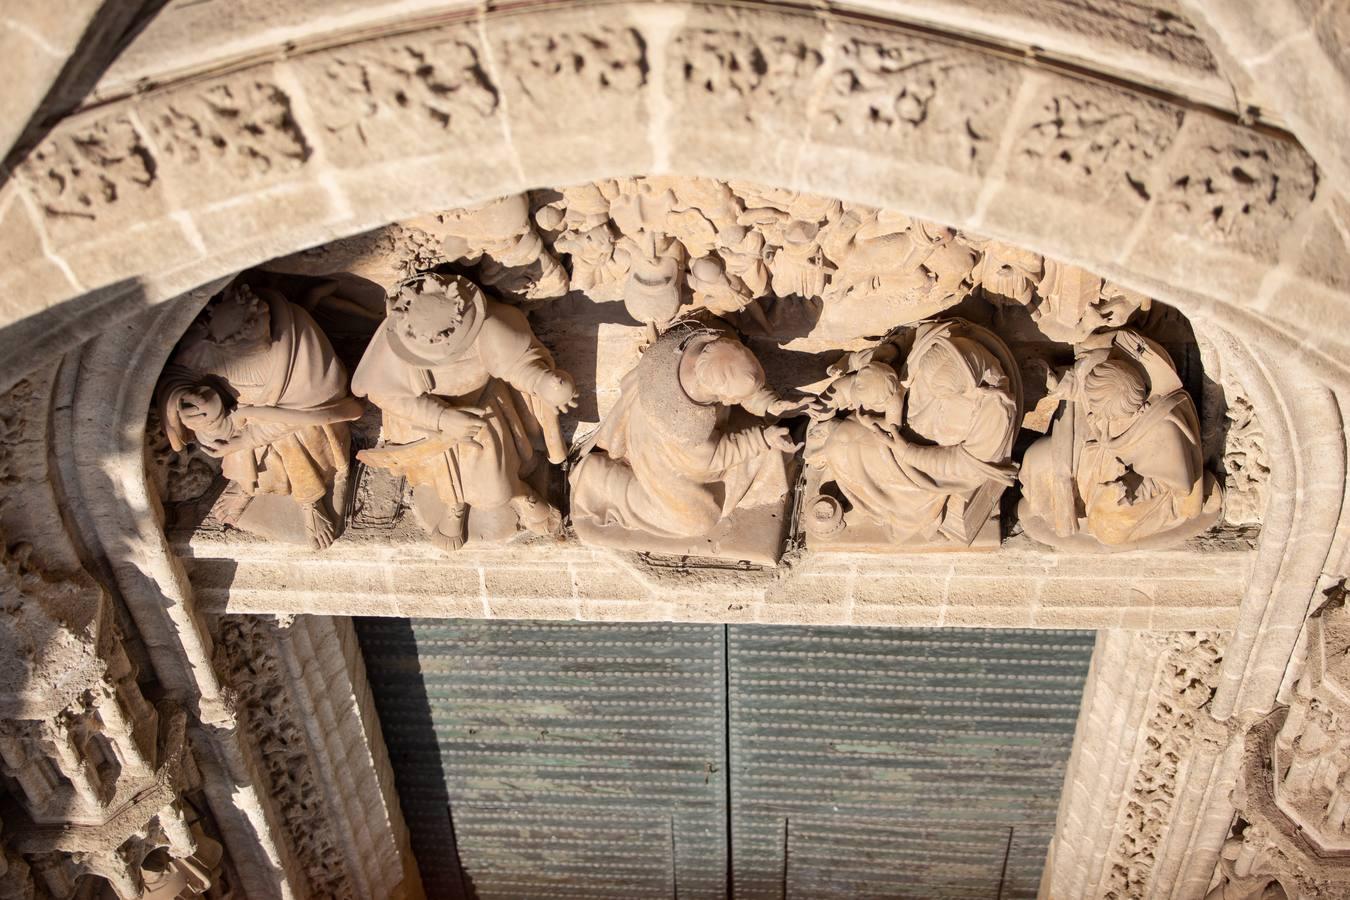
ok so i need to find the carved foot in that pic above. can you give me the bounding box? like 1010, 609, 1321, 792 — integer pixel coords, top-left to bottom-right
301, 502, 338, 550
432, 505, 468, 553
212, 487, 252, 527
512, 493, 562, 537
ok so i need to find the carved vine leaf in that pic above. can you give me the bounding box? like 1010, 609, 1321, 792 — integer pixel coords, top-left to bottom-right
1105, 632, 1225, 899
1019, 92, 1182, 202
309, 36, 500, 148
146, 80, 312, 180
1164, 129, 1319, 251
1221, 389, 1270, 526
674, 28, 824, 122
19, 117, 157, 222
215, 616, 355, 900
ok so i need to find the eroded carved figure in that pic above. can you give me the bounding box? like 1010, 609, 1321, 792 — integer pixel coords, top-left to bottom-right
422, 193, 570, 301
1269, 590, 1350, 852
1205, 830, 1289, 900
569, 324, 799, 562
804, 319, 1021, 548
1019, 329, 1222, 550
352, 273, 576, 552
158, 282, 364, 548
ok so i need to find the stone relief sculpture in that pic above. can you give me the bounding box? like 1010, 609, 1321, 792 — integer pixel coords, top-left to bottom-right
418, 192, 570, 301
352, 273, 577, 552
803, 318, 1022, 549
817, 213, 975, 340
1269, 591, 1350, 852
1018, 329, 1223, 550
157, 281, 365, 548
0, 536, 216, 898
569, 323, 801, 564
156, 177, 1252, 560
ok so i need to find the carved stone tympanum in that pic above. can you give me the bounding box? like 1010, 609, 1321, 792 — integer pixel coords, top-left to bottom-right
569, 323, 800, 564
164, 177, 1250, 563
352, 273, 577, 552
1019, 329, 1223, 550
803, 318, 1022, 549
158, 281, 364, 548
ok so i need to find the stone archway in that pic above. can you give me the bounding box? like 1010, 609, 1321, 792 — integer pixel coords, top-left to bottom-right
3, 2, 1350, 899
2, 1, 1346, 390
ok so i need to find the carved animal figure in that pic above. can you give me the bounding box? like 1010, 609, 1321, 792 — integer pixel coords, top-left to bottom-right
157, 282, 364, 549
352, 273, 576, 552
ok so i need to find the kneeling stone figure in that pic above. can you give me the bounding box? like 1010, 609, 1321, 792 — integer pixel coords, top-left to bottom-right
1018, 329, 1222, 551
158, 282, 364, 549
569, 324, 799, 556
352, 273, 577, 552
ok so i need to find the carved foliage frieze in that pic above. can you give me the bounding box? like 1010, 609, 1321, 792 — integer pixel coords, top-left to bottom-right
1105, 631, 1226, 899
214, 615, 355, 900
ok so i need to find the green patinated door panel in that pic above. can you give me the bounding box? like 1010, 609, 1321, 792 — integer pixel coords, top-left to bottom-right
357, 620, 729, 899
725, 627, 1094, 900
357, 621, 1094, 900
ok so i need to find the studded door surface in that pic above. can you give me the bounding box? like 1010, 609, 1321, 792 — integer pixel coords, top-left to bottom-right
357, 619, 729, 899
357, 620, 1093, 899
724, 626, 1094, 900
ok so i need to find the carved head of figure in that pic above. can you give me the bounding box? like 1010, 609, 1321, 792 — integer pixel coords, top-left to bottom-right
198, 283, 271, 350
385, 273, 486, 365
823, 362, 900, 415
906, 334, 1010, 447
1082, 357, 1148, 436
684, 336, 766, 406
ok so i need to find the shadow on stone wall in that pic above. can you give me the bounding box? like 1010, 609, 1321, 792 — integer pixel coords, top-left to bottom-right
353, 617, 477, 899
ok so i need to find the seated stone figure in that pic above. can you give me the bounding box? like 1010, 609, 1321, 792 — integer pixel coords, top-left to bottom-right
804, 319, 1021, 547
352, 273, 577, 552
158, 281, 364, 549
569, 325, 799, 559
1018, 329, 1222, 550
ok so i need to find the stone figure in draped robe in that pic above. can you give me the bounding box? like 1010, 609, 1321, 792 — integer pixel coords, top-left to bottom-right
352, 273, 577, 552
1018, 329, 1222, 550
429, 193, 569, 300
803, 319, 1021, 547
157, 282, 364, 549
569, 325, 800, 559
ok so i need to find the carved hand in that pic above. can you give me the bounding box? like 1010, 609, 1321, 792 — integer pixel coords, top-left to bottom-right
804, 397, 837, 421
179, 386, 228, 431
198, 421, 251, 457
763, 425, 803, 453
768, 397, 809, 418
538, 371, 579, 412
438, 406, 492, 444
864, 417, 907, 447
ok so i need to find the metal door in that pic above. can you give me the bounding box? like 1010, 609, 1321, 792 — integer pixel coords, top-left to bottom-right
358, 620, 1093, 899
358, 619, 729, 899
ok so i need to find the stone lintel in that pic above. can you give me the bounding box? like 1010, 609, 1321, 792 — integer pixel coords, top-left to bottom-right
179, 531, 1251, 630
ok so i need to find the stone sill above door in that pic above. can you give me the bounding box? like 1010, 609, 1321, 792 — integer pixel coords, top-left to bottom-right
178, 528, 1252, 631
